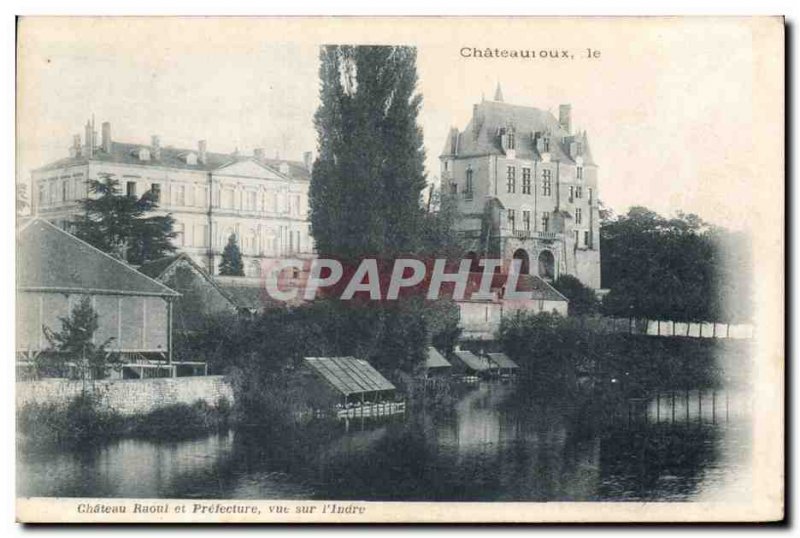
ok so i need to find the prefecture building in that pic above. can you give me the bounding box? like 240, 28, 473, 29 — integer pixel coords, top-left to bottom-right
31, 119, 314, 277
439, 87, 601, 289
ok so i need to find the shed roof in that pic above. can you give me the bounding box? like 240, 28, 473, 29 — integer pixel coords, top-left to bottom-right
453, 350, 493, 372
304, 357, 395, 396
17, 219, 178, 297
486, 352, 519, 370
426, 347, 452, 369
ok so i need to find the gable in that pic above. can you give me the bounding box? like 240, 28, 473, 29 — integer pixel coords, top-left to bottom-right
213, 159, 286, 180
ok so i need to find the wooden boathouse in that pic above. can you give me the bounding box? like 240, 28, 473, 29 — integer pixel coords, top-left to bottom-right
486, 352, 520, 378
303, 357, 405, 419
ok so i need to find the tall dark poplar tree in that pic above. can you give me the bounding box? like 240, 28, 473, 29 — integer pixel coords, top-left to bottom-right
309, 45, 446, 376
310, 45, 427, 261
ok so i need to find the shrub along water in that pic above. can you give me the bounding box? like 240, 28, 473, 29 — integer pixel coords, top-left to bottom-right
17, 391, 232, 447
497, 311, 747, 398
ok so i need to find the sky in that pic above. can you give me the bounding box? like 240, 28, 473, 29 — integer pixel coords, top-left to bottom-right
17, 17, 775, 231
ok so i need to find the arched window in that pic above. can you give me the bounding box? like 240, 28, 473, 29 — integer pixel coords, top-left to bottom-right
512, 249, 530, 275
538, 250, 555, 280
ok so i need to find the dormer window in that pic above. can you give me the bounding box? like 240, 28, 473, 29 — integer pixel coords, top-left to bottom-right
138, 148, 151, 161
576, 143, 583, 155
542, 135, 550, 153
185, 153, 198, 165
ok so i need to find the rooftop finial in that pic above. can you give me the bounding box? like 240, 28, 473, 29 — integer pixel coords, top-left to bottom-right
494, 82, 504, 102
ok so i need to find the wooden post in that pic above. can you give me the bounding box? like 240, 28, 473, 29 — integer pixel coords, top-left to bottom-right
166, 298, 173, 371
671, 391, 676, 424
698, 390, 702, 423
712, 390, 716, 423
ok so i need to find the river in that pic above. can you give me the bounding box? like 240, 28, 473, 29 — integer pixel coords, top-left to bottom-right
17, 382, 751, 502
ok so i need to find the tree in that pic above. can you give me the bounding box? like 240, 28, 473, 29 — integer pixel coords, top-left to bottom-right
41, 296, 117, 380
218, 234, 245, 276
553, 274, 600, 316
599, 206, 752, 324
71, 173, 176, 265
310, 45, 428, 261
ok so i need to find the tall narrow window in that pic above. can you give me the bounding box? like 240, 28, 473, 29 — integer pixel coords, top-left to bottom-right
507, 209, 516, 232
507, 131, 515, 150
176, 185, 186, 206
569, 186, 574, 202
126, 181, 137, 197
506, 166, 516, 193
577, 166, 583, 180
584, 230, 590, 248
523, 210, 531, 231
541, 212, 550, 232
575, 207, 583, 224
542, 135, 550, 153
465, 168, 474, 200
542, 169, 552, 196
522, 167, 531, 194
450, 183, 458, 195
62, 180, 69, 202
576, 186, 583, 199
588, 187, 593, 203
150, 183, 161, 203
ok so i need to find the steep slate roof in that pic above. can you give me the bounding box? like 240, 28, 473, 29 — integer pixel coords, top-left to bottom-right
453, 350, 493, 372
486, 352, 519, 370
425, 346, 452, 369
17, 219, 178, 297
304, 357, 396, 396
139, 253, 238, 306
34, 141, 310, 181
441, 99, 595, 165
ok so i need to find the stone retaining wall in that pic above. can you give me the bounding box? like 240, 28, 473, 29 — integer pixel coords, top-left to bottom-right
16, 376, 234, 416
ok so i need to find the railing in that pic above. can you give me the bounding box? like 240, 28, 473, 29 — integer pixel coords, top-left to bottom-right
513, 230, 558, 241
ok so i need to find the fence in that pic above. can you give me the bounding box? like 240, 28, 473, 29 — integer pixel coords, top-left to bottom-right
583, 317, 754, 339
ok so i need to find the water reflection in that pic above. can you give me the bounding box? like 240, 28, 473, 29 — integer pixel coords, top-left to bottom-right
17, 382, 750, 502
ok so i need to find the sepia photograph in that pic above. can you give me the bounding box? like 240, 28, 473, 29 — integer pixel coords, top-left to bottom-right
13, 16, 784, 523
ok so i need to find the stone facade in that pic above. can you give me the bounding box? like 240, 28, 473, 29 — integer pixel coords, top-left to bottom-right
440, 90, 602, 289
31, 119, 314, 277
16, 376, 233, 416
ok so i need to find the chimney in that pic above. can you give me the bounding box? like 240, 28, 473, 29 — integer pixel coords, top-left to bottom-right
70, 134, 81, 158
101, 122, 112, 153
151, 135, 161, 160
198, 140, 207, 165
253, 148, 264, 161
303, 151, 313, 172
559, 104, 572, 134
84, 121, 93, 158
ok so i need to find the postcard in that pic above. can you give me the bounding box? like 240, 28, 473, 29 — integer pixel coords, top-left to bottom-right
15, 16, 784, 523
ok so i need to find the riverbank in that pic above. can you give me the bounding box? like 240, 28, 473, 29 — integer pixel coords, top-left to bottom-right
17, 391, 232, 447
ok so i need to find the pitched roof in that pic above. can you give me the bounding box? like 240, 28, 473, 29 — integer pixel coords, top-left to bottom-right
441, 100, 595, 165
17, 219, 178, 297
304, 357, 396, 396
453, 350, 493, 372
139, 253, 238, 306
34, 141, 310, 181
215, 284, 269, 311
486, 352, 519, 370
457, 272, 568, 302
425, 346, 452, 369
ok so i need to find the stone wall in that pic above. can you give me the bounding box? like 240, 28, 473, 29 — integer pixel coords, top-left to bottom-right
16, 375, 234, 416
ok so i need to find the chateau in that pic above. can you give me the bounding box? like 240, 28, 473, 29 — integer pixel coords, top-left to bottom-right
440, 87, 602, 289
31, 119, 314, 277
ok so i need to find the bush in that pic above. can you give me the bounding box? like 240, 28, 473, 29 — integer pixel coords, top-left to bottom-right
552, 274, 600, 316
